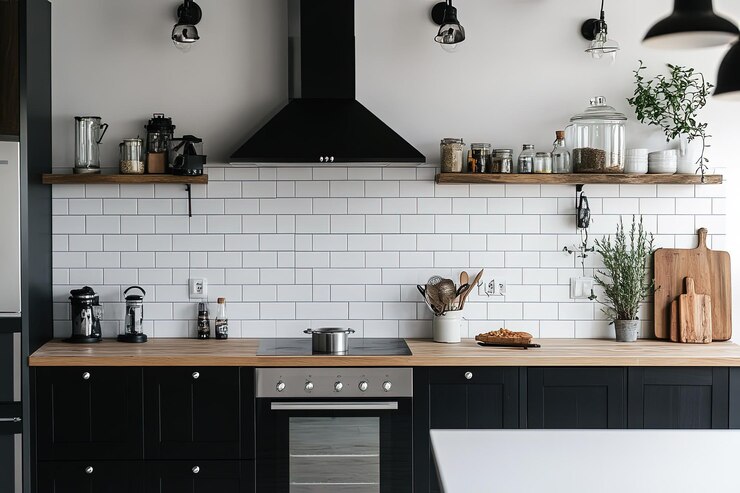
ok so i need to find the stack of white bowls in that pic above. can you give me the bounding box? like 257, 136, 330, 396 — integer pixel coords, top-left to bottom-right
625, 149, 648, 174
648, 150, 677, 174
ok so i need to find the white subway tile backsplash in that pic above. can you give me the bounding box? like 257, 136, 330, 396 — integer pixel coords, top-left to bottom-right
50, 171, 723, 339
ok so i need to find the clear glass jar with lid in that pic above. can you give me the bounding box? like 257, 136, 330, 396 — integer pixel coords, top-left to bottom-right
440, 138, 465, 173
469, 143, 492, 173
534, 152, 552, 173
491, 149, 513, 173
517, 144, 535, 173
568, 96, 626, 173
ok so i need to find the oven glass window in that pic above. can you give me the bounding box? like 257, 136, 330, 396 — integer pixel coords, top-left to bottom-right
289, 417, 380, 492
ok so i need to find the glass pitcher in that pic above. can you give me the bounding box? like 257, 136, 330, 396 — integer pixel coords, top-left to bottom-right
74, 116, 108, 174
567, 97, 626, 173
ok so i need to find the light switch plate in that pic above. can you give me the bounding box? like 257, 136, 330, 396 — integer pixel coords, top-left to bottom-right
570, 277, 593, 299
189, 278, 207, 299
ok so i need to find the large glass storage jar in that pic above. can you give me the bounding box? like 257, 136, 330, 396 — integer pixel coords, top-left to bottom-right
440, 138, 465, 173
568, 96, 626, 173
469, 143, 492, 173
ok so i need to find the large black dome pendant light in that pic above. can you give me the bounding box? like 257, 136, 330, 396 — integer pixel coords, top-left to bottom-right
643, 0, 738, 49
715, 42, 740, 99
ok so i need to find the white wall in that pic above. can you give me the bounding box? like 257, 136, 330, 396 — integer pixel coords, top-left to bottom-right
50, 0, 738, 338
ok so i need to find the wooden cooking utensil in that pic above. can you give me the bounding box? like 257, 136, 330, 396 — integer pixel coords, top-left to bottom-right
678, 277, 712, 344
669, 299, 679, 343
653, 228, 731, 341
460, 271, 469, 287
459, 269, 484, 309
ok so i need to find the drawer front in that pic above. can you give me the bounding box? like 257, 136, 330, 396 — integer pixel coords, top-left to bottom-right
36, 367, 143, 460
144, 367, 241, 460
37, 461, 144, 493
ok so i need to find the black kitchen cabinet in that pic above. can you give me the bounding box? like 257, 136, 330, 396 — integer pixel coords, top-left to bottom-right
37, 461, 144, 493
527, 368, 626, 429
0, 0, 20, 137
144, 461, 253, 493
144, 367, 241, 460
36, 367, 143, 461
628, 367, 729, 429
414, 367, 519, 492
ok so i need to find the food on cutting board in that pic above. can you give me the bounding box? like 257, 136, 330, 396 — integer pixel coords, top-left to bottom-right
476, 329, 533, 345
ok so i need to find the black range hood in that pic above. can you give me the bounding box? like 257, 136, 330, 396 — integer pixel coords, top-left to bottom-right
230, 0, 425, 165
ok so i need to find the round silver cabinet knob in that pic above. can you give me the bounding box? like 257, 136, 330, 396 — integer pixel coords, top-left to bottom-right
319, 156, 325, 163
334, 381, 343, 392
329, 156, 335, 163
192, 466, 200, 474
192, 372, 200, 380
276, 381, 286, 392
358, 381, 369, 392
464, 371, 473, 380
82, 372, 90, 380
85, 466, 94, 474
305, 381, 314, 392
382, 381, 392, 392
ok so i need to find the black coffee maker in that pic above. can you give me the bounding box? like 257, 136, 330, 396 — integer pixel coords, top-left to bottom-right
169, 134, 206, 176
66, 286, 103, 343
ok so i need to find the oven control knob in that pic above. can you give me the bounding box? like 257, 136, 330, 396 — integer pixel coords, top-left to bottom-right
276, 381, 286, 392
358, 381, 369, 392
305, 381, 314, 392
334, 381, 343, 392
382, 381, 392, 392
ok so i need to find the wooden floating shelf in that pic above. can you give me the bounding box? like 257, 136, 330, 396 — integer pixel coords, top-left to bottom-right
42, 173, 208, 185
435, 173, 723, 185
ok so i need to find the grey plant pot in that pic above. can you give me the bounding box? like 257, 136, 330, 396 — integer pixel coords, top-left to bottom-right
614, 320, 640, 342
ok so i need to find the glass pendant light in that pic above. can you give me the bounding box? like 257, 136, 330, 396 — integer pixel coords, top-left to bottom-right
172, 0, 202, 51
581, 0, 619, 61
714, 42, 740, 100
643, 0, 738, 49
432, 0, 466, 53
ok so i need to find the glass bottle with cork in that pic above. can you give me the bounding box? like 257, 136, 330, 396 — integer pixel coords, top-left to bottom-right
552, 130, 572, 173
215, 297, 228, 340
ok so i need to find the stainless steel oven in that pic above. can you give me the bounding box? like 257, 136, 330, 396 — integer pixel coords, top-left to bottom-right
256, 368, 412, 493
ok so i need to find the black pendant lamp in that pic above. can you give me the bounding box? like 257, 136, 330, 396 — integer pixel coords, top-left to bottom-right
432, 0, 465, 52
715, 42, 740, 99
643, 0, 738, 49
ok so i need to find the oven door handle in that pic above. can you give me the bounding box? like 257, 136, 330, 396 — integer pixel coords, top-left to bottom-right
270, 401, 399, 411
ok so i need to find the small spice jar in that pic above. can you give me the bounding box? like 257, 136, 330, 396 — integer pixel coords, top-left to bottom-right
491, 149, 513, 173
469, 143, 492, 173
517, 144, 535, 173
440, 138, 465, 173
534, 152, 553, 173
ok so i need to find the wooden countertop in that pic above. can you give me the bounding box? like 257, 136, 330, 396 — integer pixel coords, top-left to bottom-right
28, 338, 740, 367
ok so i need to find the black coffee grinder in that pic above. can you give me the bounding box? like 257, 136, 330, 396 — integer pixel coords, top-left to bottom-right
169, 134, 206, 176
66, 286, 103, 343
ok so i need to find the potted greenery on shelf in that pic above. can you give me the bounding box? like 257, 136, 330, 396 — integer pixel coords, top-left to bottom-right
592, 216, 655, 343
626, 61, 713, 179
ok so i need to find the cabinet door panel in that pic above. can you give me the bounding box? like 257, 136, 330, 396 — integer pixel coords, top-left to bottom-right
144, 461, 251, 493
37, 461, 144, 493
144, 367, 240, 460
628, 368, 728, 429
528, 368, 625, 429
36, 367, 143, 460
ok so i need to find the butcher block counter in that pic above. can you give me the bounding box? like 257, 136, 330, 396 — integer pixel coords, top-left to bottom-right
28, 338, 740, 367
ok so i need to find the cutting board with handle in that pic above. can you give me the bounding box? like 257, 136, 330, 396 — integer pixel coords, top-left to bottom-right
654, 228, 731, 341
677, 278, 712, 344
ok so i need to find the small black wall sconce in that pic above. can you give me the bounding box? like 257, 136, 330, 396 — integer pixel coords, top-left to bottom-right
172, 0, 202, 51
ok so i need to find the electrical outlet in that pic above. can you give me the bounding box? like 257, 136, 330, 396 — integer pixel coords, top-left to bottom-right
570, 277, 594, 299
479, 278, 506, 297
189, 278, 208, 299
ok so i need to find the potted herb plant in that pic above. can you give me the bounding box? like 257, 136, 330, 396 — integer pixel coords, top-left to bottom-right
626, 61, 713, 178
592, 216, 655, 343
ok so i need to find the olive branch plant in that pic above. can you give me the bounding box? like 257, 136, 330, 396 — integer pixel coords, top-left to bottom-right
591, 216, 655, 322
626, 61, 713, 180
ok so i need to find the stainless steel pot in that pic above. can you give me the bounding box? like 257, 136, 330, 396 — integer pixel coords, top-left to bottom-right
304, 327, 355, 354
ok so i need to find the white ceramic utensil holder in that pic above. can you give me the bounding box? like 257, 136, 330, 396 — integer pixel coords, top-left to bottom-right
433, 311, 463, 343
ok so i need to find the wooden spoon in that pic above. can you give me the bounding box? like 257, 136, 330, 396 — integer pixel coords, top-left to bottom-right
460, 271, 469, 287
460, 268, 484, 309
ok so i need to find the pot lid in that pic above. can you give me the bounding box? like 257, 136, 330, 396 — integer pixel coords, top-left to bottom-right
309, 327, 352, 334
70, 286, 96, 299
570, 96, 627, 122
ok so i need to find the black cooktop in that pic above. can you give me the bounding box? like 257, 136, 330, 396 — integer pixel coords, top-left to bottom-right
257, 338, 412, 356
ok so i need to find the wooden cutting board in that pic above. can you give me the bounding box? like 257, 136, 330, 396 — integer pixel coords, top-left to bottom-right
677, 278, 712, 344
654, 228, 732, 341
